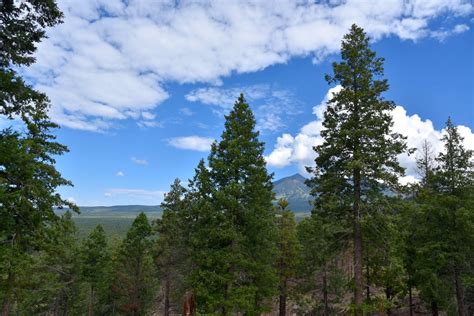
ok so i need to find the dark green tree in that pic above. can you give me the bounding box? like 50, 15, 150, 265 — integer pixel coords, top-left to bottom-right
185, 159, 225, 313
275, 199, 300, 316
154, 178, 189, 315
205, 93, 277, 314
0, 1, 76, 313
1, 0, 63, 118
430, 118, 474, 316
80, 225, 111, 316
307, 24, 407, 314
113, 212, 156, 316
0, 101, 76, 314
297, 214, 347, 315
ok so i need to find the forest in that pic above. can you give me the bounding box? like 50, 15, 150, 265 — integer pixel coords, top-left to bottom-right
0, 1, 473, 315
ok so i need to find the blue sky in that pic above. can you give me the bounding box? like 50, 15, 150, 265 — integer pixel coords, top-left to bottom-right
14, 0, 474, 206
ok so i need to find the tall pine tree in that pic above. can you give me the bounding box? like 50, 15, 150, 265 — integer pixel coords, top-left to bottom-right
154, 179, 189, 315
205, 93, 277, 314
307, 24, 407, 314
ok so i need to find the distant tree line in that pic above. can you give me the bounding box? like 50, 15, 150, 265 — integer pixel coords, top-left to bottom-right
0, 1, 472, 315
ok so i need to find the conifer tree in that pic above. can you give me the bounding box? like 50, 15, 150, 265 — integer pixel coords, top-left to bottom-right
185, 159, 218, 312
275, 199, 300, 316
0, 2, 76, 313
1, 0, 63, 118
206, 93, 277, 314
80, 225, 111, 316
430, 118, 474, 316
113, 212, 156, 316
307, 24, 407, 314
154, 179, 188, 315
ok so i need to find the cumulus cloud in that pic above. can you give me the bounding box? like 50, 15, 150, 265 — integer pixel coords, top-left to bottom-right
25, 0, 472, 130
186, 84, 302, 132
116, 171, 124, 176
265, 85, 474, 183
167, 136, 215, 152
131, 157, 148, 165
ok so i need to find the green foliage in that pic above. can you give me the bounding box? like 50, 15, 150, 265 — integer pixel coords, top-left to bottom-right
113, 212, 156, 315
307, 24, 408, 313
154, 178, 189, 314
79, 224, 113, 314
207, 94, 277, 313
1, 0, 63, 118
275, 199, 300, 315
407, 118, 474, 315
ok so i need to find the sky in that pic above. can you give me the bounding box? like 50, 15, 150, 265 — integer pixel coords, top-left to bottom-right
11, 0, 474, 206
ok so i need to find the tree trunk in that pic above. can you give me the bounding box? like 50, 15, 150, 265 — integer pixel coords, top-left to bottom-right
279, 292, 286, 316
88, 285, 94, 316
1, 296, 10, 316
2, 270, 13, 316
164, 278, 170, 316
454, 267, 466, 316
431, 301, 439, 316
323, 268, 329, 316
354, 170, 363, 316
386, 287, 392, 316
408, 284, 413, 316
366, 246, 370, 301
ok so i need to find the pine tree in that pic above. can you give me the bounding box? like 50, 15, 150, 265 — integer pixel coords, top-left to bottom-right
205, 93, 277, 314
113, 212, 156, 316
307, 24, 407, 314
297, 213, 347, 315
0, 101, 77, 314
431, 118, 474, 316
154, 179, 188, 315
0, 2, 76, 313
185, 159, 225, 313
80, 225, 111, 316
0, 0, 63, 118
275, 199, 300, 316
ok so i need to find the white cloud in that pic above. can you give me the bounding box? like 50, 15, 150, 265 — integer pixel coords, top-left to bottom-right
180, 107, 194, 116
186, 84, 302, 132
131, 157, 148, 165
137, 120, 163, 128
430, 23, 470, 41
167, 136, 214, 152
25, 0, 472, 131
116, 171, 124, 176
266, 86, 474, 183
66, 196, 76, 204
265, 86, 341, 171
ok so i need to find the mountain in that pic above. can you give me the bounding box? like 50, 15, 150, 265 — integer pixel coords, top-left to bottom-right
70, 174, 313, 215
273, 173, 312, 212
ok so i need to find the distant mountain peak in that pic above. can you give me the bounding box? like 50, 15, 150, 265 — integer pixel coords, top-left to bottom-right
273, 173, 312, 212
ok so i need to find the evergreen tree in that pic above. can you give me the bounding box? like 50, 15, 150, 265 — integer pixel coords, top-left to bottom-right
113, 212, 156, 316
430, 118, 474, 316
307, 24, 407, 314
0, 1, 76, 313
275, 199, 300, 316
297, 214, 347, 315
1, 0, 63, 118
80, 225, 111, 316
186, 159, 225, 313
205, 93, 277, 314
0, 101, 76, 314
154, 179, 188, 315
